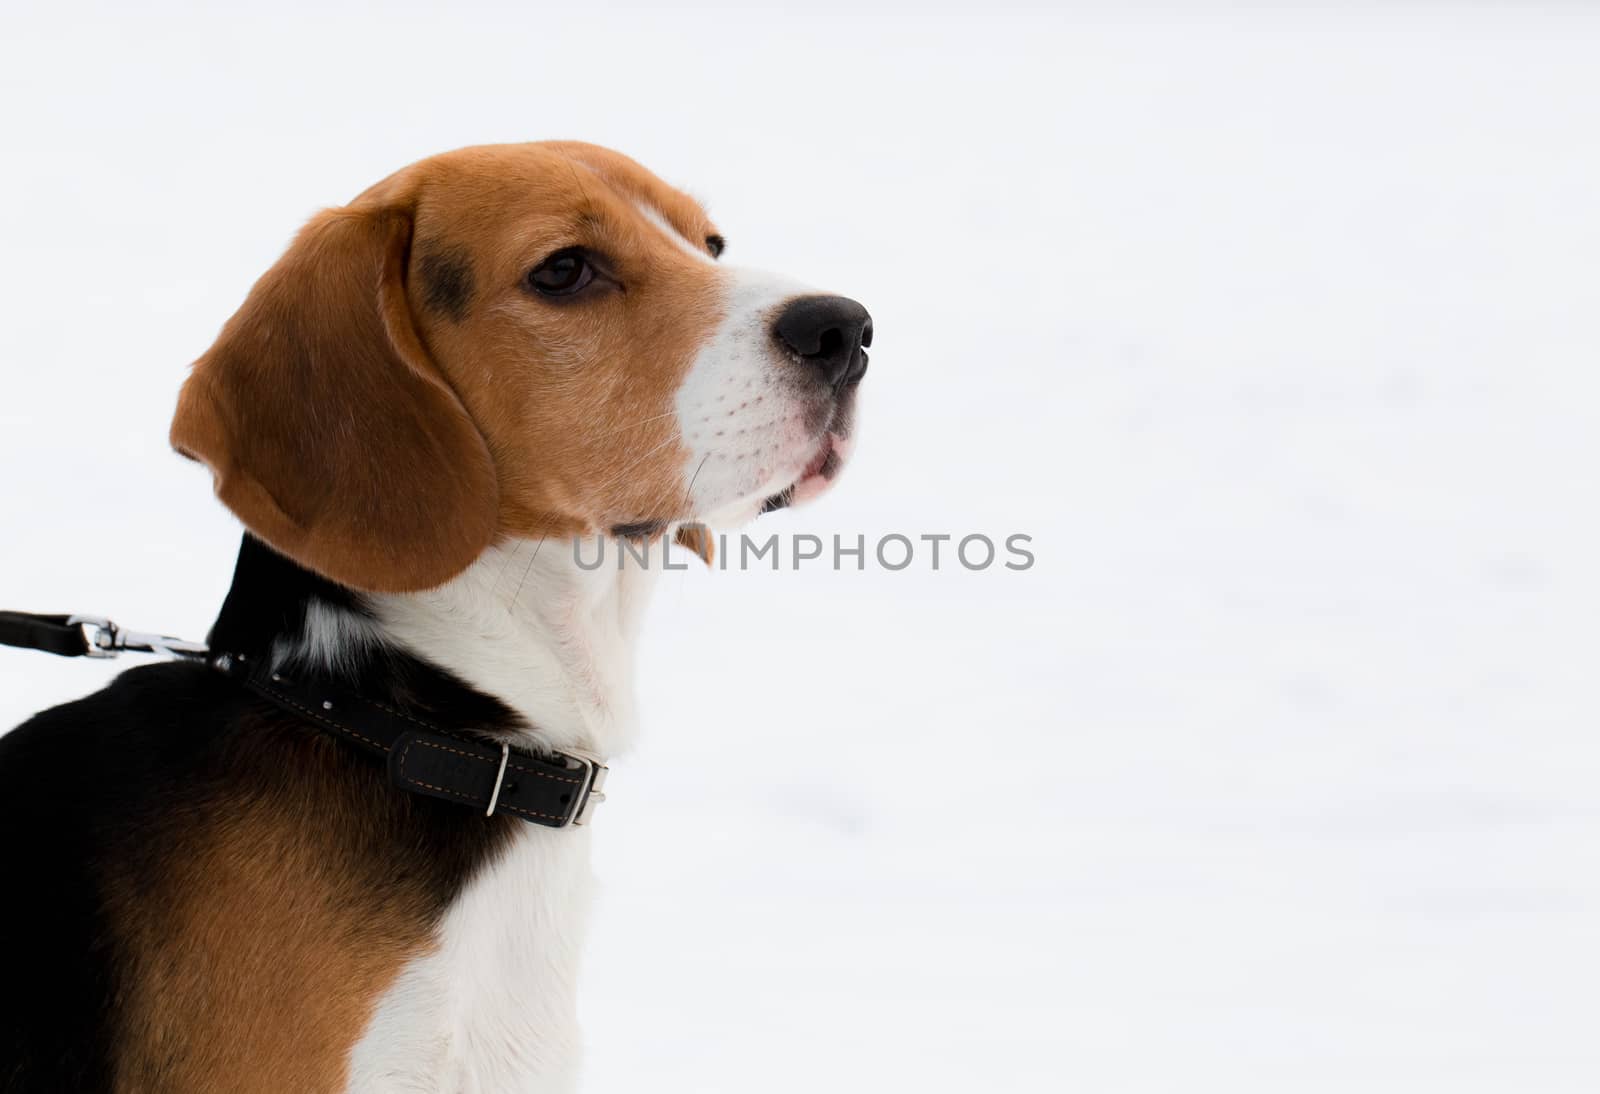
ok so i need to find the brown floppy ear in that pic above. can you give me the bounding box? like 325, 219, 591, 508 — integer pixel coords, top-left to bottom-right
171, 202, 498, 593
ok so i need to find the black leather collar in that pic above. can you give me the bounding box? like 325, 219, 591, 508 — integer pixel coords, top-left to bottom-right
0, 608, 607, 829
212, 651, 607, 828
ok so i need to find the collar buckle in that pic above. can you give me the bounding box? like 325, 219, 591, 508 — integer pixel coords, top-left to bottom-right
560, 752, 609, 826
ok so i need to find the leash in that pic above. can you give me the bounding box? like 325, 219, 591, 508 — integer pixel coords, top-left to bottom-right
0, 609, 606, 828
0, 611, 209, 661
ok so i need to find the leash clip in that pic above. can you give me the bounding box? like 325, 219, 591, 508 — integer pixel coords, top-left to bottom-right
66, 615, 209, 661
67, 615, 120, 658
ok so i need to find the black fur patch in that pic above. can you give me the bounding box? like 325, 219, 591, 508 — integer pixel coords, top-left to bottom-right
417, 245, 475, 323
610, 520, 667, 539
760, 486, 794, 514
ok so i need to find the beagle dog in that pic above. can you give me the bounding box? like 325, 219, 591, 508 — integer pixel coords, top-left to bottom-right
0, 142, 869, 1093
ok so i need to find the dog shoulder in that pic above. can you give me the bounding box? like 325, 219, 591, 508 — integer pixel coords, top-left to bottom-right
0, 663, 509, 1093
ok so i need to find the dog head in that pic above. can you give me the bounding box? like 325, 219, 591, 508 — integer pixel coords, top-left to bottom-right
171, 141, 870, 592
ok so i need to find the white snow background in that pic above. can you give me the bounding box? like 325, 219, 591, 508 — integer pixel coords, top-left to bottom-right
2, 2, 1597, 1091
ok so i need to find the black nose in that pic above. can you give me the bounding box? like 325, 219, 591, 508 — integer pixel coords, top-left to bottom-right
772, 295, 873, 388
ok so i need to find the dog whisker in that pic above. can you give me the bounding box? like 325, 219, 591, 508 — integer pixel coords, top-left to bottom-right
589, 410, 679, 440
510, 534, 547, 613
586, 434, 681, 504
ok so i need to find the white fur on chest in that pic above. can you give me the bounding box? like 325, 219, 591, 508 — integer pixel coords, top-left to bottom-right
345, 824, 594, 1094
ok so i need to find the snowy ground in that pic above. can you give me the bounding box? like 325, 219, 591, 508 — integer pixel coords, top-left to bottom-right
3, 3, 1599, 1090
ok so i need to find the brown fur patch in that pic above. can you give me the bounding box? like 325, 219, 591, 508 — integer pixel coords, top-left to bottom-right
674, 522, 715, 565
106, 714, 512, 1093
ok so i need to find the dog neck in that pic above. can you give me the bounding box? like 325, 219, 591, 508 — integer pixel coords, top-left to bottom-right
370, 537, 658, 760
210, 534, 658, 762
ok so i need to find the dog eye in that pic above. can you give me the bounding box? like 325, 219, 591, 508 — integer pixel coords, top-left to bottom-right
706, 234, 725, 259
527, 248, 595, 296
